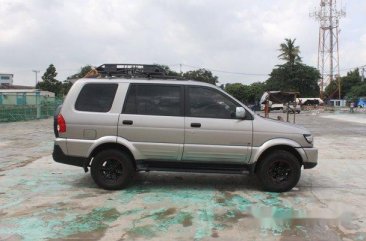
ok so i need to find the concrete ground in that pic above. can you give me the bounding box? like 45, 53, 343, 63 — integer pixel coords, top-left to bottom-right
0, 111, 366, 241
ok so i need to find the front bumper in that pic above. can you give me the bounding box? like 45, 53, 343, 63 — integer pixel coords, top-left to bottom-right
302, 147, 318, 169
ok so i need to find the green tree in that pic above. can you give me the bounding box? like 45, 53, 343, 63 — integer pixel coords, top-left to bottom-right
248, 82, 266, 103
155, 65, 181, 77
59, 65, 94, 96
324, 80, 339, 99
183, 69, 218, 85
67, 65, 93, 79
342, 69, 362, 98
61, 81, 73, 96
265, 39, 320, 97
325, 69, 362, 99
36, 64, 63, 96
266, 63, 320, 97
347, 82, 366, 100
225, 83, 249, 103
278, 38, 302, 66
225, 82, 266, 104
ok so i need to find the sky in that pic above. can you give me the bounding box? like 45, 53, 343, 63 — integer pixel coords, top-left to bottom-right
0, 0, 365, 86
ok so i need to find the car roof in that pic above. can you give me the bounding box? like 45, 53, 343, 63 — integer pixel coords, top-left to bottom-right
76, 78, 216, 88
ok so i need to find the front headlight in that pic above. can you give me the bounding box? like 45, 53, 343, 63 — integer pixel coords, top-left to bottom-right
303, 134, 313, 144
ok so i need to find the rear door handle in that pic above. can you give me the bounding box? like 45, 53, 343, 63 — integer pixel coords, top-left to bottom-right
122, 120, 133, 125
191, 123, 201, 128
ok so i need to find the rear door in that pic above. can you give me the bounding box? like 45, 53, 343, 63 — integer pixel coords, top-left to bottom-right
183, 86, 252, 164
118, 83, 185, 160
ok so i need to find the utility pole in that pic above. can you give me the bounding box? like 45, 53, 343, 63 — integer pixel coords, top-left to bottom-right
311, 0, 345, 99
32, 70, 40, 88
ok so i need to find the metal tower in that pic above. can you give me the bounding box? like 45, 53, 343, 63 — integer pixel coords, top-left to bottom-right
311, 0, 345, 98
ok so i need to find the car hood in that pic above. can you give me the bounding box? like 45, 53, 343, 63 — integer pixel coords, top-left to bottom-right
254, 115, 311, 135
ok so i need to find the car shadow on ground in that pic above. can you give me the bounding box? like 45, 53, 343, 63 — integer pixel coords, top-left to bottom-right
71, 171, 261, 192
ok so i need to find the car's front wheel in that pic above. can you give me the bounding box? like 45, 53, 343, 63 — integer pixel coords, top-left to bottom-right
256, 150, 301, 192
91, 149, 135, 190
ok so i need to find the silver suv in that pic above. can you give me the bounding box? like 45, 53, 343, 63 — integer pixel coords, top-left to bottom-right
53, 64, 317, 192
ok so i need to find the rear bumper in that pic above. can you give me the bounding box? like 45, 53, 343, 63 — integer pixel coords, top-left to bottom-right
302, 147, 318, 169
52, 143, 88, 168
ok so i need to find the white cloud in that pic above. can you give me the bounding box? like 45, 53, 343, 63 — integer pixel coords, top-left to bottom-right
0, 0, 363, 86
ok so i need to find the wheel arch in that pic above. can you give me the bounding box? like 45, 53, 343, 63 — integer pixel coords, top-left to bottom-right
251, 139, 306, 173
88, 143, 136, 169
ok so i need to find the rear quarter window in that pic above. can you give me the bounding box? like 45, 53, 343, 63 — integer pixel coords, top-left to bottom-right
75, 83, 118, 112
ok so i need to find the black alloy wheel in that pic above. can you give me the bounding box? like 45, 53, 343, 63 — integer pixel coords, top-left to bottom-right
268, 160, 292, 184
256, 150, 301, 192
91, 149, 134, 190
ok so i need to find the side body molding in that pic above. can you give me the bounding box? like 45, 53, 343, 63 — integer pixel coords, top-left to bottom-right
250, 138, 308, 164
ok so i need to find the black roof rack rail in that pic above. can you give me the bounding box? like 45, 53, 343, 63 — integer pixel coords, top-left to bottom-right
94, 64, 183, 80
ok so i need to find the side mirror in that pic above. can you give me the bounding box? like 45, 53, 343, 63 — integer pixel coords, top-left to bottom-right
235, 107, 246, 119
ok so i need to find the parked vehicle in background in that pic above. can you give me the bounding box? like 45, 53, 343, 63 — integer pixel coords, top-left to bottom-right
283, 104, 301, 114
270, 103, 284, 111
260, 102, 284, 111
357, 97, 366, 108
297, 98, 323, 106
53, 64, 318, 192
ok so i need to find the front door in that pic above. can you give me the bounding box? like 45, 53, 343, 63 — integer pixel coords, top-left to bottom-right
183, 86, 252, 164
118, 84, 185, 160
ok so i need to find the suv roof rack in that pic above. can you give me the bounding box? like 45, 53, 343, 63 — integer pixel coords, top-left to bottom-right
92, 64, 183, 80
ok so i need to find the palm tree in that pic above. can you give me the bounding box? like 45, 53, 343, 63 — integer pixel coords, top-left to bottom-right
278, 38, 302, 65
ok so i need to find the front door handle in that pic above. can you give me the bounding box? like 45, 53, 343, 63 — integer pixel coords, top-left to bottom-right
191, 123, 201, 128
122, 120, 133, 125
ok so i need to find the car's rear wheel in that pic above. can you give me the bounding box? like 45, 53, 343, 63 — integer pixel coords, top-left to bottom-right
91, 149, 134, 190
256, 150, 301, 192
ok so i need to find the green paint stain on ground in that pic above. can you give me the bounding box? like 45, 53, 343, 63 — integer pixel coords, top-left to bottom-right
194, 209, 216, 240
125, 208, 194, 239
127, 225, 156, 238
228, 194, 252, 211
145, 208, 193, 230
0, 207, 120, 241
182, 213, 193, 227
117, 186, 149, 204
56, 207, 120, 237
120, 208, 145, 216
262, 192, 282, 206
249, 192, 307, 236
122, 187, 308, 240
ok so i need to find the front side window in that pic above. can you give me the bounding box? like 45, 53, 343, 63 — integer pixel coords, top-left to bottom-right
75, 83, 118, 112
187, 87, 238, 119
123, 84, 182, 116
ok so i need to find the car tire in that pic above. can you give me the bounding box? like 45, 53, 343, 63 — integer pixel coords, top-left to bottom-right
256, 150, 301, 192
91, 149, 135, 190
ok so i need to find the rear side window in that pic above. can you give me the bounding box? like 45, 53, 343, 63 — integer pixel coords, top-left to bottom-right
123, 84, 182, 116
75, 83, 118, 112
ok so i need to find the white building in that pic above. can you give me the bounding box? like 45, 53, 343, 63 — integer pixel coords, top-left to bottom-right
0, 89, 55, 105
329, 99, 347, 107
0, 73, 14, 86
